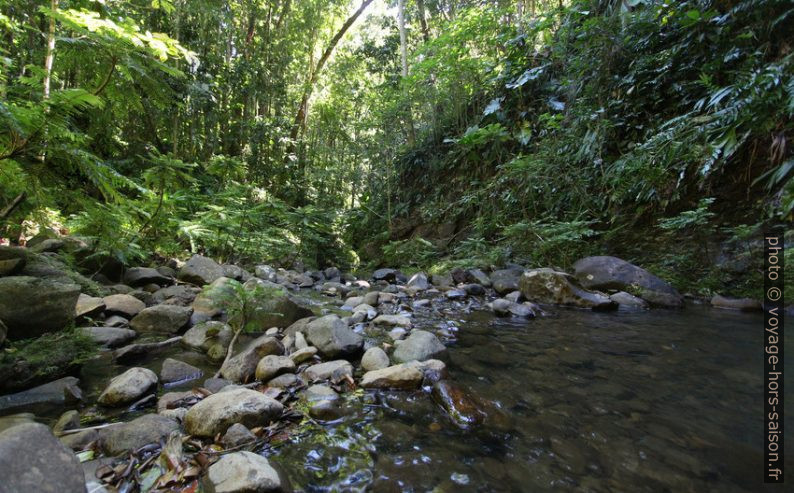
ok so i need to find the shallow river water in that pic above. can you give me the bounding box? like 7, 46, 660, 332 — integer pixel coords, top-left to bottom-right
9, 296, 794, 492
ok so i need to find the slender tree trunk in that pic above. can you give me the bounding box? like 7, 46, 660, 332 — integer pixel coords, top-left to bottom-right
43, 0, 57, 100
416, 0, 431, 43
398, 0, 416, 146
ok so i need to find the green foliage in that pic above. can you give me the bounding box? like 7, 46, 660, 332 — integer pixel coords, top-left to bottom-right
381, 237, 438, 268
658, 198, 716, 231
202, 279, 283, 334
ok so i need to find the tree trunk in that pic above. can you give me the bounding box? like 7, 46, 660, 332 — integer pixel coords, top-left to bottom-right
416, 0, 431, 43
398, 0, 416, 146
43, 0, 57, 100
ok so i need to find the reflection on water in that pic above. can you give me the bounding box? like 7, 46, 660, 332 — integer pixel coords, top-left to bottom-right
271, 305, 793, 492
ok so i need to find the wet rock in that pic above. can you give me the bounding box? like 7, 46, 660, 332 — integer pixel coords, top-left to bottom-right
75, 294, 105, 319
113, 336, 182, 364
361, 347, 390, 371
360, 363, 424, 389
0, 422, 85, 493
267, 373, 298, 388
490, 268, 523, 295
294, 331, 308, 349
324, 267, 341, 280
711, 294, 761, 312
392, 330, 447, 363
103, 293, 146, 318
130, 304, 192, 334
372, 314, 411, 327
407, 272, 430, 290
462, 283, 485, 296
53, 410, 81, 434
182, 320, 233, 352
60, 429, 99, 451
204, 451, 290, 493
220, 336, 283, 383
0, 377, 82, 414
406, 359, 448, 384
372, 268, 400, 282
466, 269, 492, 287
363, 291, 381, 306
123, 267, 172, 288
302, 360, 353, 382
178, 254, 224, 286
491, 298, 513, 316
505, 290, 523, 303
222, 264, 251, 282
303, 384, 343, 420
432, 380, 486, 429
97, 367, 158, 406
388, 327, 407, 341
289, 346, 317, 364
255, 355, 296, 381
519, 268, 616, 310
185, 388, 283, 437
610, 291, 649, 310
430, 273, 453, 288
203, 377, 232, 393
152, 285, 199, 306
0, 276, 80, 340
572, 256, 683, 307
508, 303, 536, 318
77, 326, 136, 348
242, 281, 312, 328
0, 245, 26, 276
305, 315, 363, 358
304, 384, 339, 402
99, 414, 179, 456
445, 289, 467, 300
221, 423, 257, 448
160, 358, 203, 385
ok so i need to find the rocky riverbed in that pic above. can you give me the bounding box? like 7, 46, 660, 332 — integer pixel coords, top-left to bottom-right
0, 243, 789, 492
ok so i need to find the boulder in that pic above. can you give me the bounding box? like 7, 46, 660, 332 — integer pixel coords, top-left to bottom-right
0, 377, 82, 414
711, 294, 762, 312
360, 363, 424, 389
490, 268, 523, 295
203, 377, 232, 393
0, 422, 85, 493
372, 314, 411, 327
324, 267, 341, 280
77, 327, 136, 348
160, 358, 203, 385
361, 347, 390, 371
0, 246, 26, 276
305, 315, 363, 358
572, 256, 683, 307
445, 289, 467, 300
184, 388, 283, 437
123, 267, 172, 288
430, 273, 453, 288
363, 291, 381, 306
74, 294, 105, 319
113, 337, 182, 364
302, 360, 353, 382
407, 272, 430, 290
103, 294, 146, 318
190, 277, 237, 324
221, 423, 257, 448
204, 451, 290, 493
519, 268, 616, 310
52, 410, 81, 434
246, 291, 313, 330
182, 321, 233, 352
255, 265, 278, 282
0, 276, 80, 340
462, 283, 485, 295
221, 264, 251, 282
610, 291, 649, 310
152, 285, 199, 306
372, 268, 400, 283
97, 367, 158, 406
267, 373, 298, 388
220, 336, 283, 383
392, 330, 447, 363
466, 268, 492, 287
289, 346, 317, 364
255, 355, 296, 381
178, 254, 225, 286
130, 305, 192, 334
98, 414, 179, 456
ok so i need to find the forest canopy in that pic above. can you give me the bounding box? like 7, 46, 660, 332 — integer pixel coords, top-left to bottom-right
1, 0, 792, 298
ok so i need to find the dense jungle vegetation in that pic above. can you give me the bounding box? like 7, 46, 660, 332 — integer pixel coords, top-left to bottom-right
1, 0, 793, 299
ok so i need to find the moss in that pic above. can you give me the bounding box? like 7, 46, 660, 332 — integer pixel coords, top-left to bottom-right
0, 327, 97, 393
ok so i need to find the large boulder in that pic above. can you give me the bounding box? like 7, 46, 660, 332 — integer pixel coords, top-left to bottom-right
178, 255, 224, 286
432, 380, 487, 429
98, 414, 179, 456
103, 293, 146, 318
159, 358, 203, 385
152, 285, 199, 306
0, 246, 26, 276
130, 305, 192, 334
361, 347, 390, 371
220, 336, 283, 383
184, 388, 283, 437
204, 451, 291, 493
406, 272, 430, 291
305, 315, 363, 358
246, 291, 313, 330
0, 422, 86, 493
0, 276, 80, 340
97, 367, 158, 406
302, 360, 353, 382
123, 267, 172, 288
255, 355, 296, 381
519, 268, 616, 310
74, 294, 105, 319
572, 256, 683, 307
0, 377, 82, 415
392, 330, 447, 363
182, 321, 233, 352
